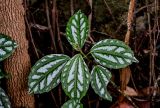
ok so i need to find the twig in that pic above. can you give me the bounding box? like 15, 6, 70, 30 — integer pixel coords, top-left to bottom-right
87, 95, 91, 108
45, 0, 57, 53
70, 0, 75, 56
155, 0, 160, 43
70, 0, 74, 15
56, 10, 64, 53
151, 0, 159, 106
152, 75, 160, 101
30, 23, 49, 31
52, 0, 58, 53
25, 17, 40, 59
58, 86, 62, 106
115, 3, 154, 34
52, 2, 64, 104
24, 1, 40, 59
30, 12, 41, 38
103, 0, 116, 24
110, 81, 139, 108
88, 0, 94, 43
125, 0, 136, 44
115, 20, 126, 34
120, 0, 136, 103
51, 91, 59, 108
96, 99, 100, 108
145, 0, 154, 90
135, 4, 153, 14
130, 72, 138, 93
91, 30, 112, 38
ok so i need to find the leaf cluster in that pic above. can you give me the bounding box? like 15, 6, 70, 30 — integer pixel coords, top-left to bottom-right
0, 34, 18, 108
28, 10, 138, 108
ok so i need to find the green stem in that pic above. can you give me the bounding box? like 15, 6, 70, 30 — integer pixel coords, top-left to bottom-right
77, 48, 91, 62
86, 51, 91, 57
79, 49, 87, 58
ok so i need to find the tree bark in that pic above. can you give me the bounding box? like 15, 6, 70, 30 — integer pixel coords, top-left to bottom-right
0, 0, 35, 107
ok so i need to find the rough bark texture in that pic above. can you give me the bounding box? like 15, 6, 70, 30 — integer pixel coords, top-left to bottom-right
0, 0, 35, 107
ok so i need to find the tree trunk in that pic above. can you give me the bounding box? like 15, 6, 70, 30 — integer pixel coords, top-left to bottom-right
0, 0, 35, 107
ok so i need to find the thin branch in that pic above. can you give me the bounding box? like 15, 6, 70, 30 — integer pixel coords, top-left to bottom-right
120, 0, 136, 103
155, 0, 160, 43
115, 20, 126, 34
25, 17, 40, 59
88, 0, 94, 43
110, 81, 139, 108
70, 0, 74, 15
58, 86, 62, 106
130, 72, 138, 93
70, 0, 75, 56
52, 1, 63, 103
91, 30, 112, 38
24, 1, 40, 59
51, 91, 59, 108
152, 75, 160, 102
30, 23, 49, 31
87, 95, 91, 108
146, 0, 154, 89
30, 13, 42, 38
56, 10, 64, 53
103, 0, 116, 24
96, 99, 100, 108
125, 0, 136, 44
135, 3, 153, 14
45, 0, 57, 53
151, 1, 159, 106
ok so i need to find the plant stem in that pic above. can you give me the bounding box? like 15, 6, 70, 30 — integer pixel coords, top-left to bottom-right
45, 0, 57, 53
86, 51, 91, 57
77, 48, 92, 63
79, 49, 87, 58
120, 0, 136, 102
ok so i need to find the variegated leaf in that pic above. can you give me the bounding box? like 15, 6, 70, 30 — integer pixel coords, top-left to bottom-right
61, 99, 83, 108
91, 65, 112, 101
66, 10, 89, 51
61, 54, 90, 99
0, 87, 11, 108
0, 34, 17, 61
91, 39, 138, 69
28, 54, 70, 94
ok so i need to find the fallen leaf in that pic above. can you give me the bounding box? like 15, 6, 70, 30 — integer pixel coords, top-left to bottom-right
124, 86, 138, 96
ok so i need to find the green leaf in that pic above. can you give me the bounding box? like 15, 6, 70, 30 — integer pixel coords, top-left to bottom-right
91, 65, 112, 101
28, 54, 70, 94
66, 10, 89, 51
61, 54, 90, 99
91, 39, 138, 69
61, 99, 83, 108
0, 87, 11, 108
0, 34, 18, 61
0, 69, 5, 79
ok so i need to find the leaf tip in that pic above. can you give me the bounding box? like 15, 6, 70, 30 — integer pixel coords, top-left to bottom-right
133, 57, 139, 63
13, 42, 18, 48
109, 96, 112, 101
28, 88, 33, 94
